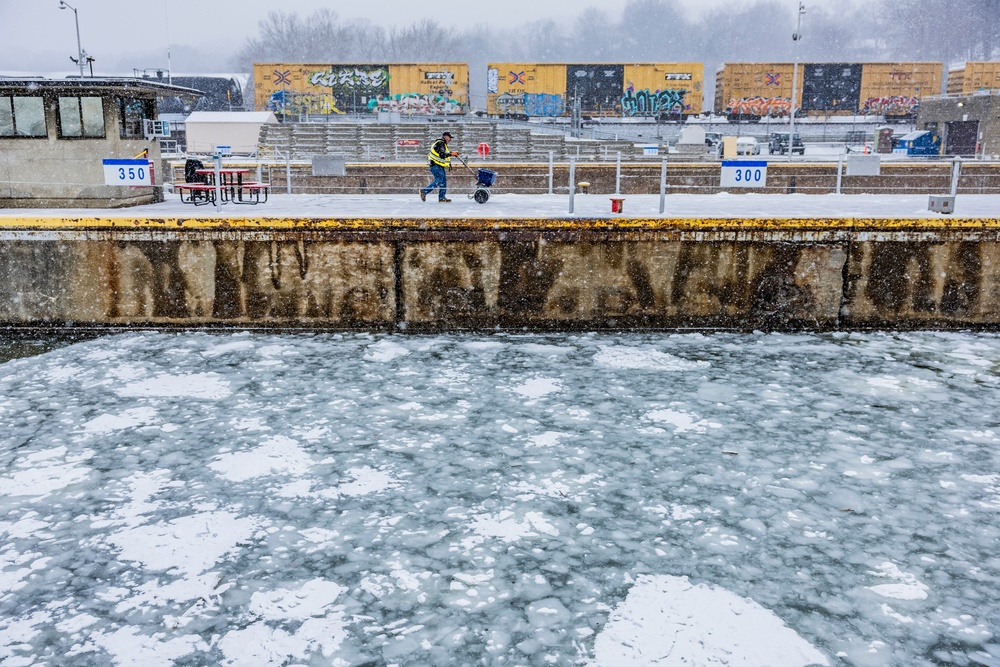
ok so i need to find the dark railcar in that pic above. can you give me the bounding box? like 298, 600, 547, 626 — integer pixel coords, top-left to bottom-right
801, 63, 863, 113
156, 76, 244, 114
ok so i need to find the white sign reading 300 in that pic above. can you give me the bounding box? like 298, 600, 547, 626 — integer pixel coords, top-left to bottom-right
720, 160, 767, 188
102, 159, 151, 186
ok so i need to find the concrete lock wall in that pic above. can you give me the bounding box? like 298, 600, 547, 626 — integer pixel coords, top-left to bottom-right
3, 223, 1000, 330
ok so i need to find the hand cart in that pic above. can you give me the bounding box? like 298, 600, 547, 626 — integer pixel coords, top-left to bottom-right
457, 155, 497, 204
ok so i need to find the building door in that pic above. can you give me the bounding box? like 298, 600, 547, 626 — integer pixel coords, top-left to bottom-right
945, 120, 979, 156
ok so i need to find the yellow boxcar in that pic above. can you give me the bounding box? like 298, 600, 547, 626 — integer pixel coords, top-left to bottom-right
487, 63, 703, 118
621, 64, 703, 116
487, 64, 566, 117
947, 62, 1000, 95
253, 63, 468, 116
714, 63, 800, 118
858, 62, 943, 117
716, 62, 942, 117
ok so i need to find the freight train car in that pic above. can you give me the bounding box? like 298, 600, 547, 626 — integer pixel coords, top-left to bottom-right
947, 62, 1000, 95
716, 62, 943, 121
855, 62, 942, 118
253, 63, 469, 117
714, 62, 797, 121
156, 75, 246, 113
486, 63, 704, 119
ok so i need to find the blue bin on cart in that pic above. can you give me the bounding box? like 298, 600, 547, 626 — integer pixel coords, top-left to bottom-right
476, 168, 497, 187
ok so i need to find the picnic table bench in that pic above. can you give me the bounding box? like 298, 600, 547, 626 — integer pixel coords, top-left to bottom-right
174, 183, 221, 206
174, 176, 270, 206
236, 181, 269, 204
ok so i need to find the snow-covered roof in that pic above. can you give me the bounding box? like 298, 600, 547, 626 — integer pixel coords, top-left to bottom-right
184, 111, 277, 124
899, 131, 930, 141
0, 77, 204, 97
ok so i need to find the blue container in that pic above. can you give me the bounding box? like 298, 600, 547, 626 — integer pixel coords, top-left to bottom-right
477, 168, 497, 187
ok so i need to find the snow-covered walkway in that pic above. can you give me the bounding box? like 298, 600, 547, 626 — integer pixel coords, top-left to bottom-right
1, 193, 998, 222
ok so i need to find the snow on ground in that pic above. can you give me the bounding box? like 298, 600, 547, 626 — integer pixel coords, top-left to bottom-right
1, 192, 998, 221
1, 331, 999, 665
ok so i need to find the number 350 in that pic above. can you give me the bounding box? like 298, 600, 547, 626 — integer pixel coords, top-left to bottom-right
118, 167, 145, 181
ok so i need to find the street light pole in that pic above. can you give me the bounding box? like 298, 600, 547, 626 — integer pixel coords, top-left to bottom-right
789, 2, 805, 149
59, 1, 85, 78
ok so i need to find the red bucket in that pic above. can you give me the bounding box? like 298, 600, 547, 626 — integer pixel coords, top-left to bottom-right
610, 198, 624, 213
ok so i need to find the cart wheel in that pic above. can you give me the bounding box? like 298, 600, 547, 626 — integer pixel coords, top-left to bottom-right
474, 188, 490, 204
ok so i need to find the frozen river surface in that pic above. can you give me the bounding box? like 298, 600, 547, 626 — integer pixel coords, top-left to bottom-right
0, 331, 999, 666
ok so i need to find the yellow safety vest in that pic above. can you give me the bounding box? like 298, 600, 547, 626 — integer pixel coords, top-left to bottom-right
429, 139, 451, 168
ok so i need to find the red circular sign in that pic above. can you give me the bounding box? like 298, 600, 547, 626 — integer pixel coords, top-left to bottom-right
477, 142, 491, 158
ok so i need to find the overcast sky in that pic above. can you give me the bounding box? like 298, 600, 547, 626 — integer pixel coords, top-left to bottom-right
0, 0, 833, 74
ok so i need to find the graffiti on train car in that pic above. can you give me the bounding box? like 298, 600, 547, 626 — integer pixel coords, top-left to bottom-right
861, 96, 919, 115
620, 87, 687, 117
524, 93, 564, 117
267, 90, 345, 115
372, 93, 463, 115
494, 92, 525, 115
308, 67, 389, 91
727, 97, 793, 116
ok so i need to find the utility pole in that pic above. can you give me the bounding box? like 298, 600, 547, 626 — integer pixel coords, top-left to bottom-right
59, 1, 86, 78
789, 2, 806, 146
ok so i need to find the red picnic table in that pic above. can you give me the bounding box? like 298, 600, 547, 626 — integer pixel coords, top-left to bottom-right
193, 168, 269, 204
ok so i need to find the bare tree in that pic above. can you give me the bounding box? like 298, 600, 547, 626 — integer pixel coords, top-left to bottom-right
522, 20, 567, 62
566, 9, 615, 61
227, 0, 996, 100
385, 20, 464, 61
614, 0, 693, 60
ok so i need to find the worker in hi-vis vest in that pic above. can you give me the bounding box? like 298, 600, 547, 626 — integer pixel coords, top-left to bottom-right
420, 131, 459, 202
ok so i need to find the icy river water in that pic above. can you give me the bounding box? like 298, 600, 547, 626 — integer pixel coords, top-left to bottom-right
1, 331, 998, 666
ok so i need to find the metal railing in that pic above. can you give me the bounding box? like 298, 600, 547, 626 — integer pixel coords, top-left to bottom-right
156, 153, 1000, 199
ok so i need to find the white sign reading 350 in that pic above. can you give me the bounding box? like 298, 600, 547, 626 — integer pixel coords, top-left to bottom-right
720, 160, 767, 188
102, 159, 151, 186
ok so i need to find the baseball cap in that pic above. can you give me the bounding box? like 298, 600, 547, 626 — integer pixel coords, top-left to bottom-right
442, 132, 453, 138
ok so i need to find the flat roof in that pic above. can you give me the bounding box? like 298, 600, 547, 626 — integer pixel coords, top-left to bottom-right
0, 77, 204, 98
184, 111, 277, 124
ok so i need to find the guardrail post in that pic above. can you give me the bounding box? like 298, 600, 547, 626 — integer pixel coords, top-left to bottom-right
569, 157, 576, 214
836, 151, 844, 195
548, 151, 554, 195
285, 152, 292, 195
615, 152, 622, 195
659, 157, 667, 214
950, 157, 961, 197
212, 153, 222, 213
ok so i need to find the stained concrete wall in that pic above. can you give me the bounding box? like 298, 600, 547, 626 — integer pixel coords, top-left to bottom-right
3, 224, 1000, 330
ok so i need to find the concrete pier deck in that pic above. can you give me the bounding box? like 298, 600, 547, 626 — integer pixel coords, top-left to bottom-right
1, 193, 998, 228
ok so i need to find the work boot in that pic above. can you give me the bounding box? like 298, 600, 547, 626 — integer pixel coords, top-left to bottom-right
439, 198, 451, 203
420, 190, 426, 202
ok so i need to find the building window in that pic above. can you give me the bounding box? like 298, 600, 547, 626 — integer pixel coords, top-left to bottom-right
58, 96, 105, 138
0, 96, 47, 137
119, 97, 155, 138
